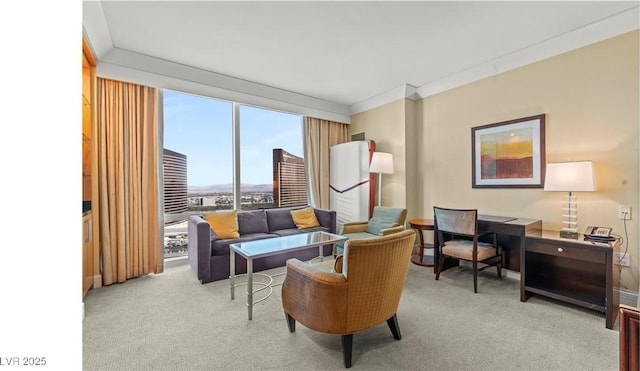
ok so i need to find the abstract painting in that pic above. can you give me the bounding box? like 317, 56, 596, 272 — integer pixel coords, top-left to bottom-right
472, 114, 545, 188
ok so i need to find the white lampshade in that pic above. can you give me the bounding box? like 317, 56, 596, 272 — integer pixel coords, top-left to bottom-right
544, 161, 596, 192
369, 152, 394, 174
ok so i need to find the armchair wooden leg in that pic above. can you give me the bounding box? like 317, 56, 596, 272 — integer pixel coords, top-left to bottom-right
284, 312, 296, 332
387, 314, 402, 340
473, 260, 478, 293
435, 255, 446, 280
342, 334, 353, 368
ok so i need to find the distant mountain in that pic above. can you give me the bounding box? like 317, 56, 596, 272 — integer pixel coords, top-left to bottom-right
188, 183, 272, 193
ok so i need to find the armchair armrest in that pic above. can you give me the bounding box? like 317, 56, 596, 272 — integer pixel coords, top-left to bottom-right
477, 231, 496, 237
286, 258, 346, 284
282, 259, 348, 334
477, 231, 498, 244
380, 225, 406, 235
341, 221, 368, 234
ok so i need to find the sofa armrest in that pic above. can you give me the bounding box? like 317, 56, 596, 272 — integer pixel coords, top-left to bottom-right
381, 225, 406, 235
313, 207, 337, 234
341, 222, 368, 234
188, 215, 214, 283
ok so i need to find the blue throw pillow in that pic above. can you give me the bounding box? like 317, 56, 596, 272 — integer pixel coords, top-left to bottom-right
366, 217, 396, 235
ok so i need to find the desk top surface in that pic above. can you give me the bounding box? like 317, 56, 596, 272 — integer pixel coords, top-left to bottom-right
479, 214, 542, 226
478, 214, 516, 223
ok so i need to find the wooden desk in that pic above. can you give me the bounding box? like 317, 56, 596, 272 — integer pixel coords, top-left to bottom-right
524, 230, 620, 329
408, 219, 434, 267
433, 214, 542, 274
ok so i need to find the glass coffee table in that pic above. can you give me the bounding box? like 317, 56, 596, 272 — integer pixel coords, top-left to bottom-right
229, 231, 347, 320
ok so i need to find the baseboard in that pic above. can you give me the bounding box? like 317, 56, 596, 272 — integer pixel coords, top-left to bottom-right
617, 289, 639, 307
504, 269, 520, 281
93, 275, 102, 289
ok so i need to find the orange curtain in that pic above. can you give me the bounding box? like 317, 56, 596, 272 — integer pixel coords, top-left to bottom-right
96, 78, 163, 285
303, 117, 349, 209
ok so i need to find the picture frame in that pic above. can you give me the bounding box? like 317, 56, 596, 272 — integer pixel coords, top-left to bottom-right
471, 114, 546, 188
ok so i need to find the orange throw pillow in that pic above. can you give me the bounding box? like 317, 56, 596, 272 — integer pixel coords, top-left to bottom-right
203, 210, 240, 239
290, 207, 320, 229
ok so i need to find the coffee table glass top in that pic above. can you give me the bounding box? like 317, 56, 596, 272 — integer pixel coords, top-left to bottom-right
230, 231, 347, 259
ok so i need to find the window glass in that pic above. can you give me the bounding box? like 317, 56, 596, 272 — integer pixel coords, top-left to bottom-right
162, 90, 233, 258
239, 105, 306, 209
161, 92, 307, 259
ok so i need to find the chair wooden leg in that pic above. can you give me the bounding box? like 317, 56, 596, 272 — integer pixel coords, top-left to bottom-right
473, 260, 478, 293
342, 334, 353, 368
435, 254, 445, 280
284, 312, 295, 332
497, 261, 502, 278
387, 314, 402, 340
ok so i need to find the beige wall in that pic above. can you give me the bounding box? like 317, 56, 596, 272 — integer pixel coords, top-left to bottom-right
350, 99, 408, 210
353, 31, 640, 292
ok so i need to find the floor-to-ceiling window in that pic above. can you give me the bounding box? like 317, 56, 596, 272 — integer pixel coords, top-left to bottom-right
161, 90, 306, 258
239, 104, 306, 209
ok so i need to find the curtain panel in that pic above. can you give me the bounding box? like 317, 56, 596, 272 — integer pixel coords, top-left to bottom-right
303, 117, 349, 209
97, 78, 163, 285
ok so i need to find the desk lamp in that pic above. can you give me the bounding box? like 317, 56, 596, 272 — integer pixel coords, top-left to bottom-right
369, 152, 394, 206
543, 161, 596, 239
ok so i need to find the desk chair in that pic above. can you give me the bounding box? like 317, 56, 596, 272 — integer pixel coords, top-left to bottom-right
433, 207, 502, 293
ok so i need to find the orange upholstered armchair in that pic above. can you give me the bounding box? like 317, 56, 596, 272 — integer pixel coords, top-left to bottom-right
281, 229, 416, 368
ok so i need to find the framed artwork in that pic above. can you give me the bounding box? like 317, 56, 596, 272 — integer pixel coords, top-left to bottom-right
471, 114, 546, 188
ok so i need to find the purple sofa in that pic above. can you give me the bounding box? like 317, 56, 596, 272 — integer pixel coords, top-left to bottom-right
187, 206, 337, 284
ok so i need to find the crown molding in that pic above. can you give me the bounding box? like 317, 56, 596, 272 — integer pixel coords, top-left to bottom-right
350, 6, 640, 115
98, 48, 351, 123
349, 84, 419, 116
83, 0, 351, 123
82, 0, 113, 59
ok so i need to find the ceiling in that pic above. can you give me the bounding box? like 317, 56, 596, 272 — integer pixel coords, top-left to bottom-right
83, 1, 639, 110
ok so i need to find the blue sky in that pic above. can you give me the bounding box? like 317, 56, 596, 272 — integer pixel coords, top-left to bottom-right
163, 90, 303, 186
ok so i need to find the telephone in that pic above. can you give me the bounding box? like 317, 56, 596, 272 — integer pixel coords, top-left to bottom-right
583, 226, 615, 242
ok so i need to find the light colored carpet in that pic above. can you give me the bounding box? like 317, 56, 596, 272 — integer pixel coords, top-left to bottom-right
83, 259, 619, 370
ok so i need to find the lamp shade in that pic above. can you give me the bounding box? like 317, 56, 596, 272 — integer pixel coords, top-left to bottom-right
543, 161, 596, 192
369, 152, 394, 174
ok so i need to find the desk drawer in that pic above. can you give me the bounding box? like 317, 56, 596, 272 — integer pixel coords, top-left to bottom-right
526, 239, 605, 263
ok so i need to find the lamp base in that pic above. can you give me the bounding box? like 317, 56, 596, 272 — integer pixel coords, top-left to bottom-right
560, 230, 579, 240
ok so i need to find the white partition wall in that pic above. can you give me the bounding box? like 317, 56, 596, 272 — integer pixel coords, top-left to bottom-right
330, 141, 375, 229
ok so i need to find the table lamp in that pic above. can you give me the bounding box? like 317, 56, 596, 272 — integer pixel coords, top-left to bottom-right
369, 152, 394, 206
543, 161, 596, 239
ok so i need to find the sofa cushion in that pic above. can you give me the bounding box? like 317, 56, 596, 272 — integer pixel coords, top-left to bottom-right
290, 207, 321, 229
203, 211, 240, 239
238, 209, 269, 235
335, 232, 377, 255
266, 207, 298, 232
271, 226, 328, 237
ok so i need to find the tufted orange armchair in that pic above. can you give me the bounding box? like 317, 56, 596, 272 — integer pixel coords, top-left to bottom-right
281, 229, 416, 368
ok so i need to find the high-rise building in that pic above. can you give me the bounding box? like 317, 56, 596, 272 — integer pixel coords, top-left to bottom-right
273, 148, 307, 207
163, 148, 187, 213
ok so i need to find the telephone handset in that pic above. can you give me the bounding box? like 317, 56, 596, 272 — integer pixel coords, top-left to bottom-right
583, 226, 615, 242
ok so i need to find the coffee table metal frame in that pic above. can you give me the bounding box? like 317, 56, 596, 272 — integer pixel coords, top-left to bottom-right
229, 231, 348, 320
